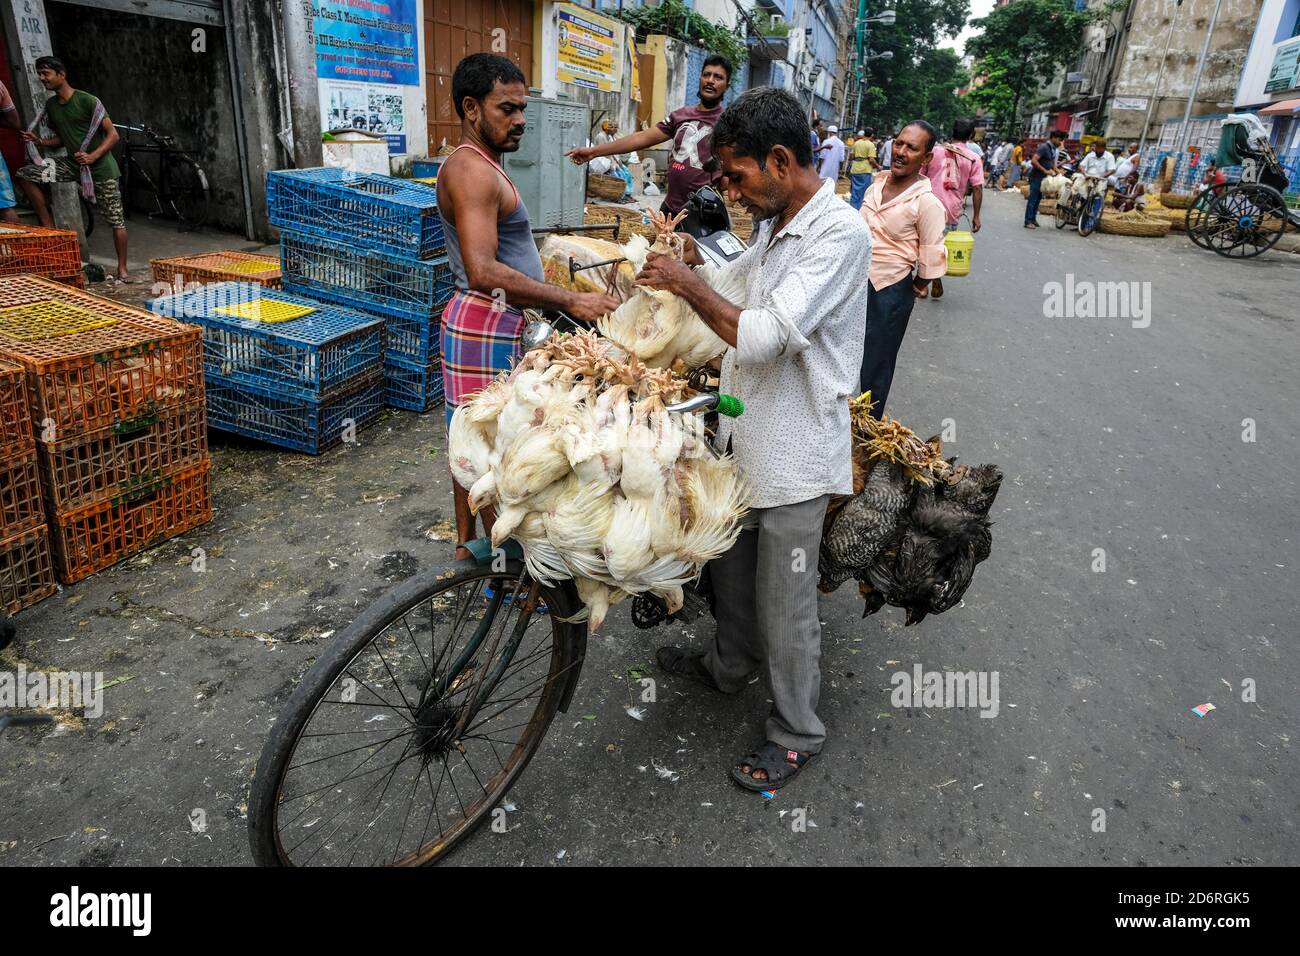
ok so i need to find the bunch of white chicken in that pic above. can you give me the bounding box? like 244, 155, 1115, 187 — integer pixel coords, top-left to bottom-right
448, 330, 750, 631
597, 209, 729, 371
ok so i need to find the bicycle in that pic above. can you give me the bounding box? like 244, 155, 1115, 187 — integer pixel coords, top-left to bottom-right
80, 123, 210, 236
1053, 175, 1106, 237
247, 388, 743, 866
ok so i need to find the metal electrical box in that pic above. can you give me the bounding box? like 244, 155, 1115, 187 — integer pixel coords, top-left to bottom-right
502, 92, 590, 229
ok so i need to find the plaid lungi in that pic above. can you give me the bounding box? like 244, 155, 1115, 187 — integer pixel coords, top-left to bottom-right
441, 290, 527, 429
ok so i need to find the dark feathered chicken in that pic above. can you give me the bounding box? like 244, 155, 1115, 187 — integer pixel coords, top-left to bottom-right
818, 461, 912, 593
857, 461, 1002, 625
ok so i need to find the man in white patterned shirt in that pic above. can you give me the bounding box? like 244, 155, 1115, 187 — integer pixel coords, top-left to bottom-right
637, 86, 872, 792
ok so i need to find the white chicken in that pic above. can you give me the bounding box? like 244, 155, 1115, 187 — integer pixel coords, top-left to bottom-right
448, 329, 751, 633
597, 209, 728, 371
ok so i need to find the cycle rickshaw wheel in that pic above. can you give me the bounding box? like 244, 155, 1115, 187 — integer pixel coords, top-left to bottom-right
1203, 183, 1288, 259
1185, 191, 1215, 248
248, 559, 584, 866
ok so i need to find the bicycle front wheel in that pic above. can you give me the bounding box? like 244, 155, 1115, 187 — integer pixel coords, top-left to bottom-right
248, 559, 584, 866
166, 155, 210, 231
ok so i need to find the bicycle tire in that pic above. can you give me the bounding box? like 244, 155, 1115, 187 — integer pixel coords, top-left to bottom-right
1078, 194, 1102, 237
1054, 198, 1069, 229
248, 558, 584, 866
164, 154, 210, 231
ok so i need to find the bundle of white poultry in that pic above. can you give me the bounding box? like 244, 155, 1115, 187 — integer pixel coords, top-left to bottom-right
596, 209, 729, 372
448, 330, 750, 631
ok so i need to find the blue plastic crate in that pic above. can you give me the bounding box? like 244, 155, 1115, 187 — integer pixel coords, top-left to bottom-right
147, 282, 384, 401
267, 168, 445, 259
384, 354, 444, 412
281, 279, 441, 364
204, 370, 384, 454
411, 158, 443, 179
279, 230, 455, 319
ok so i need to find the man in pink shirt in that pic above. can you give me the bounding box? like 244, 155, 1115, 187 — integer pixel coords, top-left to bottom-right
858, 120, 947, 416
920, 118, 983, 299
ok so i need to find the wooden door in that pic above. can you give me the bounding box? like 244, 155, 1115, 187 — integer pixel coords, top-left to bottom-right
425, 0, 535, 153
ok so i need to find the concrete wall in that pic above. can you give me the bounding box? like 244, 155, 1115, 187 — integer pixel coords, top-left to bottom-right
1108, 0, 1264, 140
46, 2, 247, 233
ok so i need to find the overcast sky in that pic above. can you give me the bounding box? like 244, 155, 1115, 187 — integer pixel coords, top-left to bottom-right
940, 0, 996, 57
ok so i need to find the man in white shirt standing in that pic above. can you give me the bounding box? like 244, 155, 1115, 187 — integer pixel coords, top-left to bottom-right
637, 87, 872, 793
815, 124, 846, 181
1060, 137, 1116, 209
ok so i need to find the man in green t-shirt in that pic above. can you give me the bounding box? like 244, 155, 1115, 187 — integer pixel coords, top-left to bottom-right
848, 127, 880, 210
16, 56, 129, 281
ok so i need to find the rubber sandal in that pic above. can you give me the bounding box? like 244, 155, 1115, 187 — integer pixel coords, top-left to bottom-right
730, 740, 813, 792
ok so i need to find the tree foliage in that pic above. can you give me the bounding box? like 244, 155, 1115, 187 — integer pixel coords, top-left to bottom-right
849, 0, 971, 135
963, 0, 1110, 131
614, 0, 748, 69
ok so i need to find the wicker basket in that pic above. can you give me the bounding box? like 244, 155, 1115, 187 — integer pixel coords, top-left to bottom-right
1097, 213, 1171, 237
587, 174, 627, 202
1160, 191, 1196, 209
1147, 206, 1186, 231
1038, 198, 1057, 216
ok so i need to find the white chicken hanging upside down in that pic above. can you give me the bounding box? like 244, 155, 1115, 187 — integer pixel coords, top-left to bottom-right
597, 208, 730, 371
447, 330, 750, 632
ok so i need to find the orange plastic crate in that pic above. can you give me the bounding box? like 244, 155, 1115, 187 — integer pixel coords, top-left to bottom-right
0, 445, 43, 539
151, 251, 282, 290
0, 223, 81, 281
0, 523, 57, 614
0, 357, 34, 454
39, 398, 208, 515
0, 276, 204, 440
50, 456, 212, 583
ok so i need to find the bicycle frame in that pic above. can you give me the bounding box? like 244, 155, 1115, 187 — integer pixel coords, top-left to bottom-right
457, 537, 587, 714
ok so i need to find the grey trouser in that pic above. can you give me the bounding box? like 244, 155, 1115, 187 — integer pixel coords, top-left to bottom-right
704, 493, 831, 754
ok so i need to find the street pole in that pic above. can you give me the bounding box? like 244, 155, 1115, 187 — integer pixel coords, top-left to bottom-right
281, 0, 324, 168
1174, 0, 1224, 155
1137, 0, 1183, 155
854, 0, 869, 132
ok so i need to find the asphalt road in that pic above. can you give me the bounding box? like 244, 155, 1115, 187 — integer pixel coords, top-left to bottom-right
3, 192, 1297, 866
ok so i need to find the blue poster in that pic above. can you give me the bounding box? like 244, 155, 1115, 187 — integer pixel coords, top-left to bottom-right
315, 0, 420, 86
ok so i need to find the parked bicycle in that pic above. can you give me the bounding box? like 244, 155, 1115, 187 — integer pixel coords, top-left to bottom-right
1053, 176, 1106, 237
80, 123, 209, 236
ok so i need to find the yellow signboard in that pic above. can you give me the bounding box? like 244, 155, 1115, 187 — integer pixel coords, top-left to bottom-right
627, 29, 641, 103
556, 3, 623, 93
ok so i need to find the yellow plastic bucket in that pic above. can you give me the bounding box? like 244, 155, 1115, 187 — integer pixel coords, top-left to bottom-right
944, 230, 975, 277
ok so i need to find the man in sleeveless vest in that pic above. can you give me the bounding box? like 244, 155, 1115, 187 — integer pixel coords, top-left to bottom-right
438, 54, 619, 560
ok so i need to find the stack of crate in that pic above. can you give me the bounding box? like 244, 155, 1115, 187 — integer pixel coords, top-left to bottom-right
269, 168, 449, 412
147, 281, 385, 454
0, 275, 210, 584
0, 222, 84, 288
0, 358, 57, 613
150, 251, 282, 292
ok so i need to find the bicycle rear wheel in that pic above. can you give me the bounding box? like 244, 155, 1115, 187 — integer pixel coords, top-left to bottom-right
248, 559, 584, 866
165, 155, 210, 232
